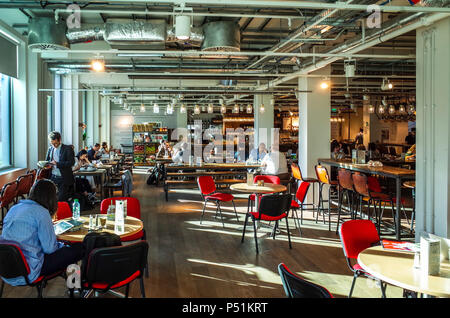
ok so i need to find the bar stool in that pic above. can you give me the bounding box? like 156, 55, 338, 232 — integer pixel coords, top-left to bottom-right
351, 173, 395, 235
291, 163, 319, 220
314, 165, 339, 231
336, 169, 356, 233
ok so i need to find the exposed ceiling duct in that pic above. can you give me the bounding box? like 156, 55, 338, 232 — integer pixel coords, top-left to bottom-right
201, 20, 240, 52
28, 17, 69, 50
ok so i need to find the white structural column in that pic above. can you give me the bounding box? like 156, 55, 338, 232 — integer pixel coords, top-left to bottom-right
415, 17, 450, 239
363, 98, 377, 149
71, 75, 82, 151
298, 65, 331, 203
253, 94, 274, 148
86, 91, 94, 147
99, 95, 108, 144
93, 91, 100, 143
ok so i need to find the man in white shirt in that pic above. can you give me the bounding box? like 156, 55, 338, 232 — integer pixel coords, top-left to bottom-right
260, 143, 289, 180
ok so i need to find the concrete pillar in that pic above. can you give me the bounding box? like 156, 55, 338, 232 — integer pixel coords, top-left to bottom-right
253, 94, 274, 148
415, 17, 450, 239
86, 91, 94, 147
298, 65, 331, 202
71, 75, 82, 151
93, 91, 100, 143
363, 98, 378, 148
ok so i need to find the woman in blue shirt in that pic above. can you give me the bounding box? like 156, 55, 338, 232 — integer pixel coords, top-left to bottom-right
1, 179, 84, 286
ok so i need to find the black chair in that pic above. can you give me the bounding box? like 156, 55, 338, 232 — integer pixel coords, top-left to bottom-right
278, 263, 333, 298
0, 240, 66, 298
241, 194, 292, 254
81, 240, 149, 298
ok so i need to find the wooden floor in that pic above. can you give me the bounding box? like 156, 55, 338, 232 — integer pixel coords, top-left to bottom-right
1, 170, 415, 298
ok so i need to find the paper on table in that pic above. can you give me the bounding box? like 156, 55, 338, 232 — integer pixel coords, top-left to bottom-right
381, 239, 420, 252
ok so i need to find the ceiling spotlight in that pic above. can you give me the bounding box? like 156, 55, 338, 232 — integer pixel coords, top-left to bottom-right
220, 105, 226, 114
91, 59, 105, 72
180, 104, 186, 113
246, 104, 252, 114
320, 78, 330, 89
140, 104, 146, 112
233, 103, 239, 114
175, 15, 191, 40
194, 104, 200, 114
207, 103, 213, 114
260, 104, 265, 114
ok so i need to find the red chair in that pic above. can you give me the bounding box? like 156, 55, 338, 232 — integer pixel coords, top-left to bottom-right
338, 219, 387, 298
0, 240, 66, 298
197, 176, 239, 227
290, 181, 310, 235
100, 197, 148, 277
241, 194, 292, 254
247, 175, 281, 213
0, 181, 18, 224
55, 201, 72, 221
278, 263, 333, 298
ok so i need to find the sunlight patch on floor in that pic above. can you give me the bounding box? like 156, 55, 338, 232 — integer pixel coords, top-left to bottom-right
190, 273, 278, 289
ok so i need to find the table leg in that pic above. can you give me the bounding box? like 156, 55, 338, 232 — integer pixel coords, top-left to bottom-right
396, 178, 401, 240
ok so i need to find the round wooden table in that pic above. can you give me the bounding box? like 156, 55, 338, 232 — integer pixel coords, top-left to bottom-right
358, 245, 450, 297
56, 215, 144, 242
230, 183, 287, 195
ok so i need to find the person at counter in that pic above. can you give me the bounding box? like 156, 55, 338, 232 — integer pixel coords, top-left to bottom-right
355, 128, 364, 145
368, 142, 381, 160
405, 144, 416, 161
405, 128, 416, 145
331, 142, 345, 160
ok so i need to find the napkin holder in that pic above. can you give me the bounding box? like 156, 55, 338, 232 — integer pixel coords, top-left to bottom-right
420, 236, 440, 275
246, 173, 254, 186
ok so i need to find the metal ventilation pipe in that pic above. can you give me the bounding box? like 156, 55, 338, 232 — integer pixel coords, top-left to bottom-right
201, 20, 240, 52
28, 17, 69, 49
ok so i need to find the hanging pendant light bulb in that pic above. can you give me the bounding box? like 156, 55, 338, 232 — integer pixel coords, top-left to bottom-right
153, 103, 159, 114
378, 105, 385, 114
207, 103, 213, 114
388, 105, 396, 114
260, 103, 265, 113
140, 103, 146, 112
399, 104, 406, 114
246, 104, 252, 114
194, 104, 200, 114
180, 104, 186, 113
368, 105, 375, 114
220, 104, 226, 114
233, 103, 239, 114
167, 104, 174, 115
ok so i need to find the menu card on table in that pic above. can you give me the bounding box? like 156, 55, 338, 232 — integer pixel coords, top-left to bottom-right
114, 200, 125, 235
420, 236, 441, 275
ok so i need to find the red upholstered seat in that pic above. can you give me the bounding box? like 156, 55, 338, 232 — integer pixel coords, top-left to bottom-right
291, 200, 300, 208
84, 270, 141, 290
205, 193, 234, 202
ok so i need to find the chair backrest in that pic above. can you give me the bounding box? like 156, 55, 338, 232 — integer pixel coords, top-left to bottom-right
26, 169, 37, 182
0, 240, 30, 281
367, 176, 382, 193
254, 175, 281, 185
278, 263, 333, 298
0, 181, 19, 208
291, 163, 303, 181
258, 194, 291, 219
100, 197, 141, 219
197, 176, 216, 196
339, 219, 380, 260
55, 201, 72, 221
83, 241, 148, 289
295, 181, 310, 204
351, 173, 369, 197
338, 169, 353, 191
315, 165, 331, 184
16, 174, 34, 197
36, 168, 51, 180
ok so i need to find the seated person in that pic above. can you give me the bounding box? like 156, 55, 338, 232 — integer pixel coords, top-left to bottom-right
97, 142, 109, 156
331, 142, 345, 160
0, 180, 84, 286
73, 150, 97, 198
247, 142, 268, 163
260, 143, 289, 181
156, 140, 172, 158
87, 143, 101, 162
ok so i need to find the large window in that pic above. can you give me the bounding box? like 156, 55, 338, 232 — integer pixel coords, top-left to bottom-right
0, 73, 12, 170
